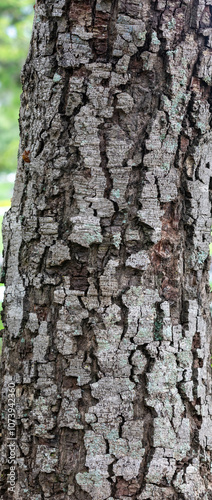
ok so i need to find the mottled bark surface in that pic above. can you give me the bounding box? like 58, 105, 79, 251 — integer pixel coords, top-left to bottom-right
1, 0, 212, 499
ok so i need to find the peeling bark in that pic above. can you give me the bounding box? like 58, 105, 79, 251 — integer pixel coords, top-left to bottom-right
1, 0, 212, 499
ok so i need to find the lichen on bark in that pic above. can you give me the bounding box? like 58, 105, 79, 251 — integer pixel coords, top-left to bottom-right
0, 0, 212, 499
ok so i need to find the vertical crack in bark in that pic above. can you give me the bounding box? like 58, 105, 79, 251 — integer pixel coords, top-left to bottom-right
98, 126, 113, 200
91, 0, 98, 28
107, 0, 119, 60
136, 345, 155, 497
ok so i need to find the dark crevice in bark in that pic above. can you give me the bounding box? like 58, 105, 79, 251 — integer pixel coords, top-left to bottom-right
116, 294, 129, 345
58, 68, 73, 115
137, 417, 155, 496
34, 138, 45, 159
155, 175, 161, 202
0, 239, 10, 285
190, 0, 199, 29
91, 0, 97, 27
135, 344, 157, 496
78, 317, 101, 382
98, 125, 113, 200
64, 0, 72, 22
128, 347, 137, 384
107, 0, 119, 61
154, 302, 164, 342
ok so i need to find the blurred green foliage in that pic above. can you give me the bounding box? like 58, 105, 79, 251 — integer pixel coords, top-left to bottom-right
0, 0, 33, 173
0, 1, 33, 340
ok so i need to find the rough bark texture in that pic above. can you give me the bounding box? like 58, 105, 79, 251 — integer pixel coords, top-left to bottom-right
1, 0, 212, 499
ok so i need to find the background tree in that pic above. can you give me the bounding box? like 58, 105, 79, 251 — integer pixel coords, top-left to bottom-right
1, 1, 212, 499
0, 0, 33, 174
0, 0, 33, 346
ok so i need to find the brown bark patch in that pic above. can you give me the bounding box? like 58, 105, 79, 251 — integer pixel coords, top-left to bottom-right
151, 203, 181, 303
190, 76, 201, 93
92, 12, 110, 57
115, 477, 140, 497
153, 240, 173, 260
180, 135, 189, 153
68, 261, 89, 291
193, 358, 203, 368
190, 76, 210, 100
69, 1, 92, 28
192, 332, 201, 350
161, 277, 179, 302
33, 305, 49, 321
62, 376, 78, 390
59, 429, 87, 476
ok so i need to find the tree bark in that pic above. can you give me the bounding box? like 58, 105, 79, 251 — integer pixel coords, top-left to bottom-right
1, 0, 212, 499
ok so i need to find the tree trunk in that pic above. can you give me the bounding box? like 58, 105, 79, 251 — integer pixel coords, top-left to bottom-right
1, 0, 212, 499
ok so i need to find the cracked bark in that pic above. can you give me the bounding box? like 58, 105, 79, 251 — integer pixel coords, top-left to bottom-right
0, 0, 212, 499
